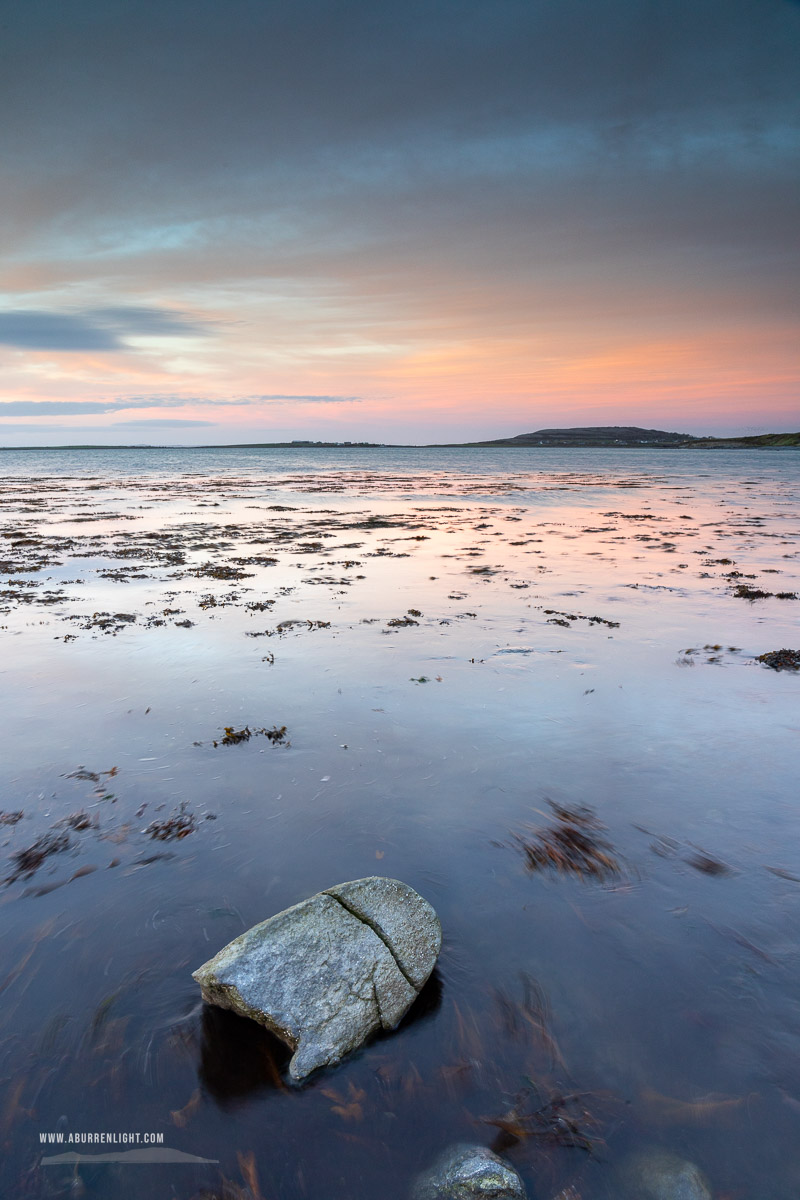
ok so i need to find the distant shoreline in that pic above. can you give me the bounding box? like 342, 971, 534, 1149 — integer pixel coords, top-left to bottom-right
0, 439, 798, 452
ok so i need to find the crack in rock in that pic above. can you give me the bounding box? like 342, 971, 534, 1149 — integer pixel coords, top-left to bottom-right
324, 876, 443, 992
324, 890, 418, 991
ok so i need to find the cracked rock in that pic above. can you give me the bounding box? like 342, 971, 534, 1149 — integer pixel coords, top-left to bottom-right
192, 876, 441, 1080
411, 1144, 526, 1199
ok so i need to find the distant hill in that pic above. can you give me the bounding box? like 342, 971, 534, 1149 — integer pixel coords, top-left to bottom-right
686, 431, 800, 448
435, 426, 800, 448
3, 428, 797, 453
444, 426, 698, 447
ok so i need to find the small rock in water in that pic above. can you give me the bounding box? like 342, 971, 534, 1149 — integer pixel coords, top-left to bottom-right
411, 1144, 526, 1199
192, 876, 441, 1081
620, 1149, 712, 1200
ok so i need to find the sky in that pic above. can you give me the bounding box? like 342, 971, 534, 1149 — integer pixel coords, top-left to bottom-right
1, 0, 798, 445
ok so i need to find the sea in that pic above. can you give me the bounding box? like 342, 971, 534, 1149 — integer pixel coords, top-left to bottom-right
0, 445, 798, 1199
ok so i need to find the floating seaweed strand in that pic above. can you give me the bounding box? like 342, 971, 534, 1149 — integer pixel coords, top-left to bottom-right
483, 1084, 606, 1157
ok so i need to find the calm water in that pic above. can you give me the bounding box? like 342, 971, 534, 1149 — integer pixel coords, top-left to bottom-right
1, 447, 799, 1199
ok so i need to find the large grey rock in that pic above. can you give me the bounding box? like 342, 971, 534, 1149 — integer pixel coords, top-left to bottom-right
620, 1149, 712, 1200
192, 877, 441, 1081
411, 1144, 526, 1200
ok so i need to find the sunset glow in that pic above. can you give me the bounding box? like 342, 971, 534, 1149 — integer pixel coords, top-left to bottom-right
1, 1, 798, 444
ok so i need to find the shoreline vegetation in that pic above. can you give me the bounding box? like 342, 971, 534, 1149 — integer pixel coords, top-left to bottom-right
0, 426, 798, 451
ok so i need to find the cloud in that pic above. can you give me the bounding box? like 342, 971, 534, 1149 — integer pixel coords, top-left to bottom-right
0, 0, 795, 436
0, 395, 361, 417
86, 306, 212, 337
243, 395, 362, 404
115, 394, 362, 405
0, 401, 124, 416
0, 312, 122, 351
111, 418, 216, 427
0, 307, 210, 351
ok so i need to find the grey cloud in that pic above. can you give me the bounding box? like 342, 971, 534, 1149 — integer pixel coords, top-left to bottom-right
0, 307, 210, 352
4, 1, 797, 170
0, 1, 794, 269
1, 0, 797, 245
0, 0, 795, 396
115, 394, 362, 406
0, 395, 361, 417
0, 312, 122, 351
0, 402, 120, 416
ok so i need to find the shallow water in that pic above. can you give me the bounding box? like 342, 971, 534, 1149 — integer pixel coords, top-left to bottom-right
0, 446, 799, 1199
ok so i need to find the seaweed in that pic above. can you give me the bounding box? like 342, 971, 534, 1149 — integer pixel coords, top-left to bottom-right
639, 1085, 747, 1125
732, 583, 797, 601
757, 649, 800, 671
483, 1086, 603, 1156
255, 619, 331, 636
64, 765, 119, 783
678, 644, 742, 666
190, 562, 254, 581
7, 831, 72, 881
217, 726, 253, 745
509, 803, 622, 881
144, 803, 197, 841
76, 611, 138, 634
262, 725, 288, 743
213, 725, 288, 746
491, 973, 566, 1071
686, 852, 733, 876
60, 811, 95, 832
542, 608, 620, 629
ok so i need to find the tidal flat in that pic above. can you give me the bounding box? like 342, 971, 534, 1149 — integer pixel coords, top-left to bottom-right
0, 446, 799, 1199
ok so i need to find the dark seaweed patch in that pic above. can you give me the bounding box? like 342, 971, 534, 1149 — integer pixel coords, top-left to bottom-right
483, 1086, 603, 1156
509, 803, 622, 881
144, 803, 197, 841
542, 608, 620, 628
7, 830, 72, 881
757, 649, 800, 671
732, 583, 798, 601
212, 725, 289, 747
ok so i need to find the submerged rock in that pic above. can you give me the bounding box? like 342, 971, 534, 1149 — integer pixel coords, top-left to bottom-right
192, 876, 441, 1081
620, 1149, 712, 1200
411, 1144, 526, 1199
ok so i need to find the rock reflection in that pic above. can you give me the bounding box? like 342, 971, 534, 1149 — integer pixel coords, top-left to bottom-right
198, 1005, 290, 1104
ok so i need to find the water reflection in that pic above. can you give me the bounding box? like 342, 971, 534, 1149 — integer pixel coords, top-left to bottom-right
199, 1007, 291, 1103
0, 449, 798, 1198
